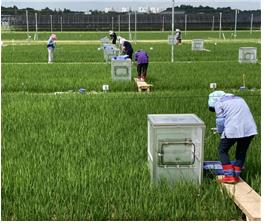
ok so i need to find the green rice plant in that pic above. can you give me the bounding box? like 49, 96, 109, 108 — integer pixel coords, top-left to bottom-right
2, 92, 260, 220
2, 60, 260, 93
2, 41, 261, 63
1, 30, 261, 41
1, 31, 261, 220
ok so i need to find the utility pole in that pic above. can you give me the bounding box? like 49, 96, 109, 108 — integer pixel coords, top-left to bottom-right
219, 12, 222, 39
26, 10, 29, 39
250, 13, 253, 35
171, 0, 175, 63
234, 9, 238, 38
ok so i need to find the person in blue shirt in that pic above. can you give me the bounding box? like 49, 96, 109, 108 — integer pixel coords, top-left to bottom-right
47, 34, 57, 63
208, 90, 257, 183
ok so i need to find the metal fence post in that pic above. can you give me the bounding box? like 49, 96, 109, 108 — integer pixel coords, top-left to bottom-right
26, 10, 29, 39
50, 15, 53, 32
171, 0, 175, 63
219, 12, 222, 39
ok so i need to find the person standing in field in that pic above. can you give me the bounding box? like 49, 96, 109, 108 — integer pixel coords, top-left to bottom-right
134, 49, 149, 81
109, 30, 117, 44
119, 38, 134, 60
175, 28, 182, 45
208, 90, 257, 183
47, 34, 57, 63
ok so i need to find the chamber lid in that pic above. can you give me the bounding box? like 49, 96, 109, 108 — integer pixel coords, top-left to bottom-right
148, 114, 205, 126
239, 47, 257, 50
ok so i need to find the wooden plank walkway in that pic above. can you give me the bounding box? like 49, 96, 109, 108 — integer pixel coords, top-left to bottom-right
217, 176, 261, 221
134, 78, 153, 92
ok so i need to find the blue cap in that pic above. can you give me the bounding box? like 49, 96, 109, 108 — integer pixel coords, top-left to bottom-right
208, 90, 226, 108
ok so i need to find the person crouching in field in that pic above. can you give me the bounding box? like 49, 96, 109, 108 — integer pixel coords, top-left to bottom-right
175, 29, 182, 45
119, 38, 133, 60
208, 90, 257, 183
47, 34, 57, 63
109, 30, 117, 44
135, 49, 149, 81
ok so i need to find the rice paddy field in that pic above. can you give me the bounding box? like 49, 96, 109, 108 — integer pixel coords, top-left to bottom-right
1, 30, 261, 220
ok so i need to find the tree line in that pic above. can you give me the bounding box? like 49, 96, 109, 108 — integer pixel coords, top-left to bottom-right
1, 5, 261, 15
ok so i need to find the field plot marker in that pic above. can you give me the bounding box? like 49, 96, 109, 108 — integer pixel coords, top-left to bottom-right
217, 176, 261, 221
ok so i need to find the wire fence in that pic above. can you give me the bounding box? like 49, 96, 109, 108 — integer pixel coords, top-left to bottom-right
1, 11, 261, 31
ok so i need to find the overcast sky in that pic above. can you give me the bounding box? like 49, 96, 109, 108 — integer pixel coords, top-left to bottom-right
1, 0, 261, 11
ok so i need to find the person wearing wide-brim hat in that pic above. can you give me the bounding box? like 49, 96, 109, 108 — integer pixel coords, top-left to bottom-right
208, 90, 257, 183
47, 33, 57, 63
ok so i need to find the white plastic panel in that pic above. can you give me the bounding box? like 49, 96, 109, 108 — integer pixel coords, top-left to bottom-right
103, 44, 120, 62
111, 58, 131, 80
192, 39, 204, 51
147, 114, 205, 185
168, 35, 177, 45
239, 47, 257, 63
148, 114, 204, 126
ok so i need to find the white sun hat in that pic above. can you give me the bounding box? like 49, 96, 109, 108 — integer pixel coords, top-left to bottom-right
208, 90, 226, 108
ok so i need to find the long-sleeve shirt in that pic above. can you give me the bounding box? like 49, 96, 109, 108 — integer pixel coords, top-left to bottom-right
214, 95, 257, 139
47, 37, 55, 49
176, 32, 181, 40
134, 50, 149, 64
123, 41, 133, 54
110, 33, 117, 44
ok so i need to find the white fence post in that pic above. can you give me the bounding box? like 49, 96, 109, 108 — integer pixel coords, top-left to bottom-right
50, 15, 53, 32
171, 0, 175, 63
219, 12, 222, 39
26, 10, 29, 39
250, 13, 253, 35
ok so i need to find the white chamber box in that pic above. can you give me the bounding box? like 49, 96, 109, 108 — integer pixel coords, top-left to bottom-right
192, 39, 204, 51
148, 114, 205, 185
111, 57, 131, 80
100, 36, 110, 44
103, 44, 120, 62
239, 47, 257, 63
168, 35, 177, 45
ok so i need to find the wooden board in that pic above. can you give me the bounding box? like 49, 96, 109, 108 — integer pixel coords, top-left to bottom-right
217, 176, 261, 221
134, 78, 153, 92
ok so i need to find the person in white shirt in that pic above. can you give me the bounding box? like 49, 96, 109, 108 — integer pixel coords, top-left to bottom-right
208, 90, 257, 183
47, 34, 57, 63
175, 28, 182, 45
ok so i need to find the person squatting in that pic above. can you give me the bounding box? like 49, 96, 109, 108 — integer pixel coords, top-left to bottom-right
109, 30, 117, 44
